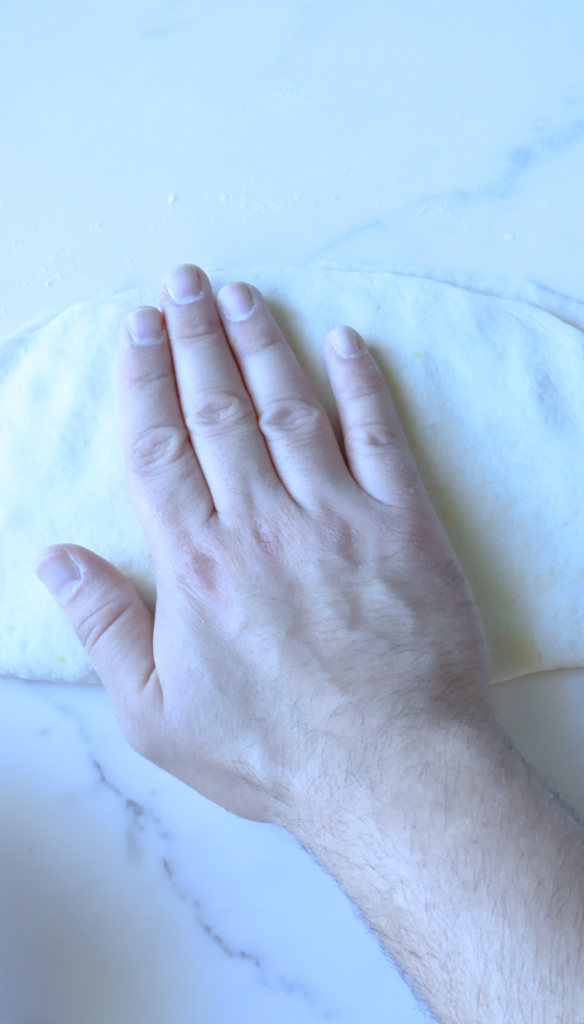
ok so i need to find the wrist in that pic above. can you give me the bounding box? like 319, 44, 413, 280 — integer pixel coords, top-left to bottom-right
286, 711, 502, 858
286, 710, 584, 1024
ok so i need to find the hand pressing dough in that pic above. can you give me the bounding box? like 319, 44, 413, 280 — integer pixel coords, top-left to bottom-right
2, 261, 584, 688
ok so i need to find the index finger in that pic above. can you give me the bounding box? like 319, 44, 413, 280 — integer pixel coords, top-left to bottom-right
117, 303, 215, 567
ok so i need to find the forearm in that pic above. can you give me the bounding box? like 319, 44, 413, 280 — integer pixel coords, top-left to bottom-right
296, 718, 584, 1024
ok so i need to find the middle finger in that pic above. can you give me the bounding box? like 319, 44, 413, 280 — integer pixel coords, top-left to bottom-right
159, 263, 282, 515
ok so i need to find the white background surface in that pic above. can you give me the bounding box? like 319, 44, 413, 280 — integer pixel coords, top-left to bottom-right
2, 1, 584, 1022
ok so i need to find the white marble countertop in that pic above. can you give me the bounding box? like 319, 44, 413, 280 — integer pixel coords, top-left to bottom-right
2, 1, 584, 1021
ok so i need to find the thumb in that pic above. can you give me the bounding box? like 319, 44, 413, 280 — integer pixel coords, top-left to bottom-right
32, 544, 157, 720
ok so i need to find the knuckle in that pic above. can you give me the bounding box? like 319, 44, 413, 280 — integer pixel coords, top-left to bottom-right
128, 424, 191, 474
186, 390, 253, 430
248, 512, 287, 558
126, 361, 174, 391
348, 421, 401, 450
174, 325, 222, 345
343, 361, 387, 400
259, 398, 322, 434
75, 590, 132, 654
173, 536, 220, 594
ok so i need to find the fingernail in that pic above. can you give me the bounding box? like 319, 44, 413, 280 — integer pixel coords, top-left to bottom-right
34, 551, 83, 602
125, 307, 165, 346
217, 283, 255, 321
163, 264, 204, 304
327, 326, 366, 358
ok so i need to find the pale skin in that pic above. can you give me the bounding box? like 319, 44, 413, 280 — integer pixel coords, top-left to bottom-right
33, 263, 584, 1022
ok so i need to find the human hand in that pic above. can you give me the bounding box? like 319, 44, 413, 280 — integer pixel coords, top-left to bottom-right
33, 263, 491, 826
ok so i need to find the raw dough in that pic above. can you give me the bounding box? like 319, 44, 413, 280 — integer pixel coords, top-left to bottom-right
1, 261, 584, 687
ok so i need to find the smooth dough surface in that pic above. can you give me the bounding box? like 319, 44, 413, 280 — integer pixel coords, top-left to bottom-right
2, 261, 584, 687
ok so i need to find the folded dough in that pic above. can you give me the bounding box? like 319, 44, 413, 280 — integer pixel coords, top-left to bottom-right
2, 261, 583, 687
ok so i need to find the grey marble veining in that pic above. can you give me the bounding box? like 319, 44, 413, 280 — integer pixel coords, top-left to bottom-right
0, 681, 423, 1022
